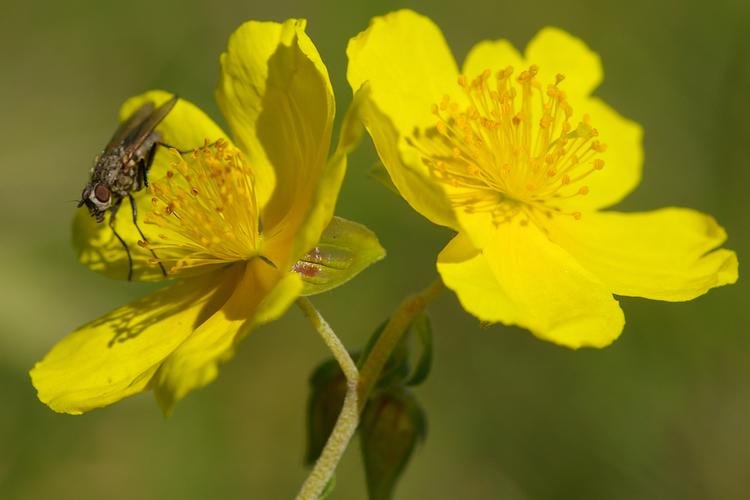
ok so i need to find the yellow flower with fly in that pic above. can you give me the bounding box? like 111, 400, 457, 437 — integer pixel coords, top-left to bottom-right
30, 18, 381, 415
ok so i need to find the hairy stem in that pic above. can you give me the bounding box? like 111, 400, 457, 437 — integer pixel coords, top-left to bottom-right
294, 278, 445, 499
295, 298, 359, 500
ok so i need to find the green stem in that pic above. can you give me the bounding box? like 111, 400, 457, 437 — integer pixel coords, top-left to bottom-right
295, 298, 359, 500
357, 278, 445, 410
294, 278, 445, 499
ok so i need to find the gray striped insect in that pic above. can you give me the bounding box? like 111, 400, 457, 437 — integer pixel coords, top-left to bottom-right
78, 96, 178, 280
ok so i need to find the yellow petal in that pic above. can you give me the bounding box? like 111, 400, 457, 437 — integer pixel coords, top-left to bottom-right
74, 91, 231, 282
548, 208, 739, 301
153, 259, 302, 414
72, 204, 163, 282
263, 87, 366, 267
347, 9, 459, 133
215, 19, 334, 231
524, 27, 603, 98
29, 267, 242, 414
462, 39, 524, 78
453, 202, 498, 249
563, 97, 644, 210
436, 233, 515, 318
355, 87, 459, 230
437, 226, 624, 349
347, 11, 462, 230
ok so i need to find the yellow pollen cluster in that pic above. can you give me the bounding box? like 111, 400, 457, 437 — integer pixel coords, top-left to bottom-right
410, 65, 607, 225
140, 139, 261, 273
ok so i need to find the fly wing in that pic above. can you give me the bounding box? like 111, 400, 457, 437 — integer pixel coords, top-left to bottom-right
120, 95, 179, 162
104, 101, 156, 153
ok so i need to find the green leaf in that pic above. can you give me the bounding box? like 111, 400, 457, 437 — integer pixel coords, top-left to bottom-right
305, 358, 347, 465
295, 216, 386, 296
360, 387, 427, 500
357, 320, 388, 370
405, 314, 432, 387
369, 161, 399, 195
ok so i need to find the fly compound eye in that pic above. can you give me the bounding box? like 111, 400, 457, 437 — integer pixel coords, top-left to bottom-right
94, 184, 111, 203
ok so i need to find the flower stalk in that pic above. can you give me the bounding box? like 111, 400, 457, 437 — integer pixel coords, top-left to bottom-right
295, 279, 445, 498
357, 279, 444, 410
295, 298, 359, 500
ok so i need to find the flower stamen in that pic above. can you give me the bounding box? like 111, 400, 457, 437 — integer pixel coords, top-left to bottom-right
412, 65, 607, 226
142, 139, 261, 273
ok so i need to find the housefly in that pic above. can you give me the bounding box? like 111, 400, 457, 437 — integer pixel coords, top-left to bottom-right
78, 95, 178, 280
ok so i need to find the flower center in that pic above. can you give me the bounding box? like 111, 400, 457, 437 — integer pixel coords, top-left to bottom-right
141, 139, 261, 274
410, 65, 607, 225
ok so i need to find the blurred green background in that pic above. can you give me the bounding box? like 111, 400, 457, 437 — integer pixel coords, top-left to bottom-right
2, 0, 749, 498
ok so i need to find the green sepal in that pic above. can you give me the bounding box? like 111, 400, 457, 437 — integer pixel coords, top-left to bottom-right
359, 313, 434, 388
357, 319, 387, 369
360, 387, 427, 500
296, 216, 386, 296
305, 358, 348, 465
404, 314, 432, 387
358, 320, 410, 387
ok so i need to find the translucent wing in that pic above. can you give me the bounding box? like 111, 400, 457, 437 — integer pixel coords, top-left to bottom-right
121, 95, 178, 161
104, 101, 156, 153
108, 95, 178, 161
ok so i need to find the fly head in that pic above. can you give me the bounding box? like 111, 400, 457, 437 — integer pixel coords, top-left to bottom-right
79, 182, 114, 223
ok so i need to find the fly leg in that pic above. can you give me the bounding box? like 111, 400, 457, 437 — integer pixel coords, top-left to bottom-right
128, 193, 168, 277
140, 143, 158, 188
156, 140, 219, 155
156, 141, 191, 155
109, 199, 133, 281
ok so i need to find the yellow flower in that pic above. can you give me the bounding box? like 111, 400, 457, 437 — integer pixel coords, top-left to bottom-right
347, 10, 738, 348
31, 19, 368, 414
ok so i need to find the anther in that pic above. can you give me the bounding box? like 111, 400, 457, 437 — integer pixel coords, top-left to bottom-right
592, 141, 608, 153
417, 61, 608, 227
